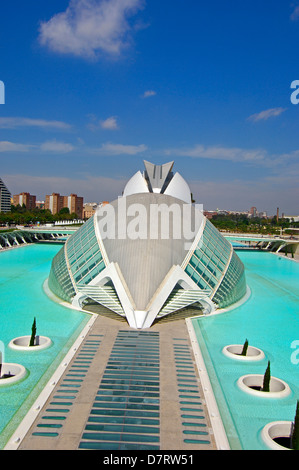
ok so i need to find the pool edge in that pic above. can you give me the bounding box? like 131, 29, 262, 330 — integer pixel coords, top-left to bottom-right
186, 317, 231, 450
3, 313, 97, 450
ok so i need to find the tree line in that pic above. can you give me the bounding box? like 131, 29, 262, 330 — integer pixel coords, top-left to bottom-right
210, 213, 299, 234
0, 205, 79, 226
0, 205, 298, 235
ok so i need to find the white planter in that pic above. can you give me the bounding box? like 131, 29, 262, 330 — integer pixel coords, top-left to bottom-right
237, 374, 291, 398
222, 344, 265, 361
9, 335, 52, 351
261, 421, 292, 450
0, 363, 27, 386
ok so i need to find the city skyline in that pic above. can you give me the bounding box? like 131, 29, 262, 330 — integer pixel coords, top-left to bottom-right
1, 1, 299, 214
9, 187, 291, 219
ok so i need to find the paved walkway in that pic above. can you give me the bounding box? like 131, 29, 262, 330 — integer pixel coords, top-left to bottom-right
18, 314, 217, 451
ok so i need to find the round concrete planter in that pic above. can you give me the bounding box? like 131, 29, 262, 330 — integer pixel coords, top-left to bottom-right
9, 335, 52, 351
261, 421, 293, 450
237, 374, 291, 398
0, 363, 27, 386
222, 344, 265, 361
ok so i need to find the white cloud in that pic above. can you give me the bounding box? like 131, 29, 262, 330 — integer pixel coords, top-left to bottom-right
39, 0, 145, 59
290, 5, 299, 21
142, 90, 156, 98
0, 117, 71, 129
166, 144, 269, 164
100, 116, 119, 130
87, 115, 119, 131
0, 139, 74, 154
248, 107, 287, 122
0, 141, 34, 152
91, 142, 147, 155
40, 140, 75, 153
165, 143, 299, 169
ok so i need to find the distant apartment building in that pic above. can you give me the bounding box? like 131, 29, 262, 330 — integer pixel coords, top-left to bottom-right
83, 203, 98, 219
83, 201, 108, 219
13, 192, 36, 211
45, 193, 64, 215
249, 206, 257, 217
36, 201, 45, 210
0, 177, 12, 213
65, 194, 84, 219
204, 211, 218, 220
45, 193, 83, 219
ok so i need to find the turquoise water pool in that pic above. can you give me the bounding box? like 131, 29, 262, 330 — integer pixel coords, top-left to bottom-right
1, 244, 298, 450
0, 244, 89, 449
192, 250, 299, 450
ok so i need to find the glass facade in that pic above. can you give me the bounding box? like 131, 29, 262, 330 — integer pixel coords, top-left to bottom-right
49, 216, 106, 302
184, 218, 246, 308
48, 246, 76, 302
212, 250, 246, 308
66, 216, 106, 286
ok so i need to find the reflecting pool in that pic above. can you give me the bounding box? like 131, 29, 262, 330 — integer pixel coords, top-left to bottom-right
192, 250, 299, 450
0, 244, 89, 448
1, 243, 298, 451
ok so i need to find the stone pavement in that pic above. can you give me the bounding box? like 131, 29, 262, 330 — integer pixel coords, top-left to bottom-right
18, 314, 217, 451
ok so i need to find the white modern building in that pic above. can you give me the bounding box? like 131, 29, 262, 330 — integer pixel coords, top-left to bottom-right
49, 161, 247, 329
0, 177, 11, 213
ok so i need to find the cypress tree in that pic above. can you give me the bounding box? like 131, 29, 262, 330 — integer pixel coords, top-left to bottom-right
241, 339, 249, 356
29, 317, 37, 347
291, 400, 299, 450
262, 361, 271, 392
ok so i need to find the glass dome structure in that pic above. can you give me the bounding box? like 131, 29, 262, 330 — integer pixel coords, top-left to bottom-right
48, 161, 247, 328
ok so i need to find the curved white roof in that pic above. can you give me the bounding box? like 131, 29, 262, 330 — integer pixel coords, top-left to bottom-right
164, 172, 191, 203
123, 170, 149, 197
122, 160, 191, 204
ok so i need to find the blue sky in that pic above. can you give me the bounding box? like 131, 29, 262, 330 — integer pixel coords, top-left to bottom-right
1, 0, 299, 214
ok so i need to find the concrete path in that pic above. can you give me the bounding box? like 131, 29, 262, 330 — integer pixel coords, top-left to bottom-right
18, 314, 217, 451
